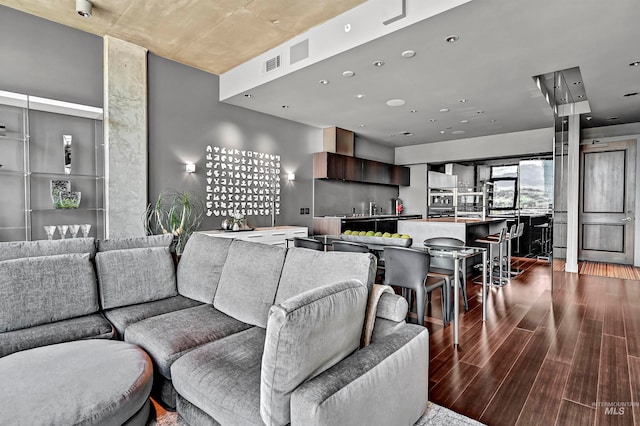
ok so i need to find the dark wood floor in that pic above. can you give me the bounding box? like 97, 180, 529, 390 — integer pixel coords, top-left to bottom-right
418, 258, 640, 426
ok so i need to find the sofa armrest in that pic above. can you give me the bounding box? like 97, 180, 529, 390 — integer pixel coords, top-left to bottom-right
291, 324, 429, 426
376, 292, 408, 322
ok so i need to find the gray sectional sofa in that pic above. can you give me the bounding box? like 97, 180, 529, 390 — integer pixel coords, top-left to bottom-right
0, 232, 430, 425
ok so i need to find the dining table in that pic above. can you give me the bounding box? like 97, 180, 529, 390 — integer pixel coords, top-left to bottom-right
308, 235, 488, 346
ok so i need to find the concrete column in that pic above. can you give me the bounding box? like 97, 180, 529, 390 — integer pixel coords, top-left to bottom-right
103, 36, 148, 237
565, 113, 580, 272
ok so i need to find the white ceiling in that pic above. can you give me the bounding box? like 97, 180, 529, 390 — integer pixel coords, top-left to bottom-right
222, 0, 640, 147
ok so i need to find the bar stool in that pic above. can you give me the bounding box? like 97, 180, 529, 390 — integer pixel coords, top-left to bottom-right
476, 227, 509, 286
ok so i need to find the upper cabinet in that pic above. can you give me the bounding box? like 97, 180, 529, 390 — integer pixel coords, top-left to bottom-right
313, 152, 410, 186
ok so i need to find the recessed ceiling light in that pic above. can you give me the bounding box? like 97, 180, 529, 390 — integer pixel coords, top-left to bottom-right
445, 35, 460, 43
410, 109, 417, 113
623, 92, 638, 97
446, 127, 453, 130
244, 94, 252, 98
629, 61, 640, 67
401, 50, 416, 58
577, 95, 585, 98
489, 119, 497, 123
458, 99, 467, 103
452, 130, 465, 135
476, 110, 484, 114
282, 105, 289, 109
440, 130, 446, 134
355, 94, 365, 99
607, 116, 619, 120
319, 79, 329, 85
386, 99, 406, 107
400, 131, 413, 136
460, 120, 470, 124
585, 116, 593, 121
429, 119, 437, 122
342, 70, 355, 77
573, 81, 582, 85
373, 60, 385, 67
344, 23, 351, 32
439, 108, 449, 113
270, 19, 280, 24
359, 124, 366, 127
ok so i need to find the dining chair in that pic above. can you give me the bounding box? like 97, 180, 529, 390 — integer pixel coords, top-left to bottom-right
332, 240, 369, 253
423, 237, 468, 323
333, 240, 385, 283
293, 237, 324, 251
383, 247, 447, 326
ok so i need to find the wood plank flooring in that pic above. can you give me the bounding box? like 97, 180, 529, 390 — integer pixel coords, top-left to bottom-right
421, 258, 640, 426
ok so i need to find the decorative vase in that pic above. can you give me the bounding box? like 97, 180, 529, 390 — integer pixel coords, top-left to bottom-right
53, 191, 81, 209
232, 222, 240, 231
221, 219, 229, 230
50, 180, 71, 206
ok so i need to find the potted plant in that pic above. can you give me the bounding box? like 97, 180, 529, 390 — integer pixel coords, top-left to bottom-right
144, 189, 204, 256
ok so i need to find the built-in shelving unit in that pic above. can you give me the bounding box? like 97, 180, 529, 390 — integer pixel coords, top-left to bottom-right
0, 89, 104, 241
428, 183, 493, 220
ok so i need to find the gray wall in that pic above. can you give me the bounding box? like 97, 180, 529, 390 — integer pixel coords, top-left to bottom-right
0, 5, 102, 106
313, 180, 399, 217
355, 136, 395, 163
147, 54, 322, 230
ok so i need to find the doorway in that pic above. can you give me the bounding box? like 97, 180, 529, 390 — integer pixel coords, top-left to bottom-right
579, 139, 636, 264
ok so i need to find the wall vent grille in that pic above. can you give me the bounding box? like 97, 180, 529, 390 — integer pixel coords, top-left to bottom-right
264, 55, 281, 73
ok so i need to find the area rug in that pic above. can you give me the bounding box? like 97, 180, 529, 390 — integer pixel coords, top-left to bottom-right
150, 400, 484, 425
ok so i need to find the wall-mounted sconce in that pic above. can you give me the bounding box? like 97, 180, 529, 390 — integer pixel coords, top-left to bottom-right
186, 163, 196, 173
287, 172, 295, 181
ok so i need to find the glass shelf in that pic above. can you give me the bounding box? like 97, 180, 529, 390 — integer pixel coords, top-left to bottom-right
0, 226, 28, 230
29, 208, 105, 212
0, 169, 26, 176
29, 172, 103, 179
0, 132, 27, 142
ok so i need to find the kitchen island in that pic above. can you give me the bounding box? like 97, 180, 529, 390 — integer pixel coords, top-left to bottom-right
398, 217, 508, 248
313, 214, 422, 235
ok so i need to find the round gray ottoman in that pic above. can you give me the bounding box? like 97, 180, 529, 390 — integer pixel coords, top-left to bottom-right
0, 339, 153, 425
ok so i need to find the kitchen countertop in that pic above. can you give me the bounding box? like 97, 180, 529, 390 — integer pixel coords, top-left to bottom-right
406, 217, 507, 225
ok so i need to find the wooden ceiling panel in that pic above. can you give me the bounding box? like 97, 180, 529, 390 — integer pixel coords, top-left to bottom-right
0, 0, 364, 75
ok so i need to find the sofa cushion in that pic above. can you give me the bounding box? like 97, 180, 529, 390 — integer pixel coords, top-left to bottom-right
125, 304, 252, 379
177, 233, 233, 303
213, 240, 287, 328
104, 295, 203, 338
172, 327, 266, 426
95, 247, 177, 310
0, 238, 96, 261
261, 280, 369, 426
97, 233, 174, 252
275, 248, 376, 304
0, 313, 115, 357
0, 253, 99, 332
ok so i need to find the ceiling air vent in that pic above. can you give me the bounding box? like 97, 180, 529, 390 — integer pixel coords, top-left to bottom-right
264, 55, 281, 73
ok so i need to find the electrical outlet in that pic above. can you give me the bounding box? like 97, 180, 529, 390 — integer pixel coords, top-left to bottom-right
300, 208, 304, 214
304, 208, 310, 214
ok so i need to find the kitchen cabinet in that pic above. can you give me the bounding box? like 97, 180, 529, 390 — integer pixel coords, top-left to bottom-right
313, 152, 410, 186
